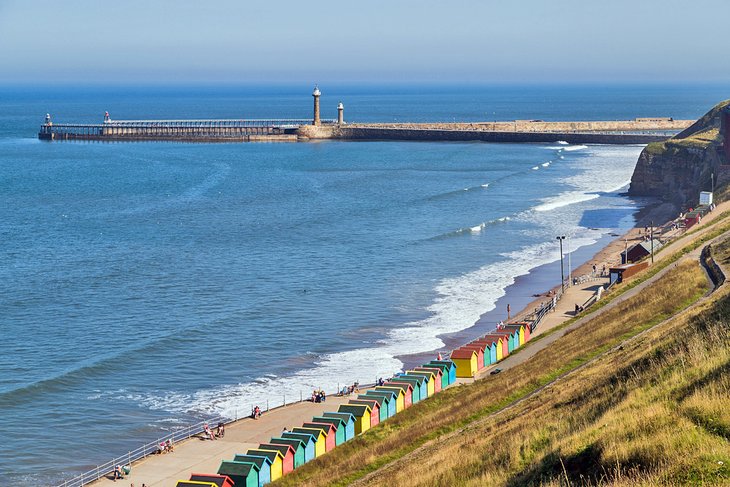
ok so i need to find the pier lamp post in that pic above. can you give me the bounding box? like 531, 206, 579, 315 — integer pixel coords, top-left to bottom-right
557, 236, 566, 293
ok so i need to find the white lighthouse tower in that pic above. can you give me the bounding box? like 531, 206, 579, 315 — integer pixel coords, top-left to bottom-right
312, 85, 321, 126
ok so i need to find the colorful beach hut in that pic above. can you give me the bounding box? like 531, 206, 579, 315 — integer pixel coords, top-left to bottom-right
338, 403, 372, 435
421, 363, 451, 388
357, 393, 389, 422
451, 348, 478, 378
321, 412, 356, 441
376, 385, 409, 411
268, 437, 306, 468
413, 367, 442, 392
348, 398, 381, 426
176, 481, 218, 487
504, 323, 526, 346
397, 374, 428, 400
218, 461, 261, 487
291, 427, 326, 457
281, 432, 316, 462
231, 456, 270, 487
258, 443, 295, 475
408, 369, 437, 395
391, 377, 423, 403
429, 360, 457, 384
364, 390, 397, 418
385, 381, 415, 407
510, 321, 531, 342
246, 449, 284, 482
301, 422, 337, 451
460, 344, 486, 369
493, 330, 516, 352
311, 416, 347, 445
475, 337, 498, 364
482, 334, 507, 360
189, 474, 234, 487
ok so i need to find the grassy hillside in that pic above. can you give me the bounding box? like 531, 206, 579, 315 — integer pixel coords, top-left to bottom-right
276, 237, 722, 485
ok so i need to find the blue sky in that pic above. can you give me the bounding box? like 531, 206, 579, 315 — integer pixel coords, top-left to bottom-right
0, 0, 727, 84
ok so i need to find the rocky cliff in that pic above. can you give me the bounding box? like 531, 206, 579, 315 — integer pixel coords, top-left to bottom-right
629, 100, 730, 208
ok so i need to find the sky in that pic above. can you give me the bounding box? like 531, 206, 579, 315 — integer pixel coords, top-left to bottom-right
0, 0, 728, 84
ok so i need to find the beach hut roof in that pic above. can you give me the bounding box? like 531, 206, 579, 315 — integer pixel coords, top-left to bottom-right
461, 343, 486, 352
368, 388, 398, 400
302, 422, 336, 435
358, 394, 385, 406
259, 443, 295, 458
269, 436, 305, 450
322, 411, 356, 423
219, 460, 261, 475
397, 373, 426, 385
232, 455, 270, 468
312, 415, 346, 429
472, 337, 497, 346
293, 426, 327, 439
481, 334, 504, 341
339, 403, 372, 416
450, 348, 477, 359
282, 431, 316, 445
176, 481, 218, 487
246, 449, 285, 464
384, 381, 414, 393
409, 369, 436, 379
189, 473, 235, 487
349, 398, 380, 410
429, 360, 456, 369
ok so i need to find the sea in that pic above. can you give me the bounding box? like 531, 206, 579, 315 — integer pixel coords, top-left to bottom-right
0, 83, 726, 485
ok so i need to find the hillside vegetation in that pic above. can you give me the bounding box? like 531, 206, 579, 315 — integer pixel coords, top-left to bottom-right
276, 230, 730, 485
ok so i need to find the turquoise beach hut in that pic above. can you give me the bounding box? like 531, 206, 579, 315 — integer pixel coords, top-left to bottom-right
217, 461, 259, 487
322, 411, 356, 441
357, 394, 388, 422
429, 360, 457, 384
481, 339, 498, 364
400, 373, 429, 400
364, 390, 396, 418
231, 456, 270, 487
311, 416, 346, 446
281, 432, 316, 463
269, 437, 306, 468
421, 363, 450, 389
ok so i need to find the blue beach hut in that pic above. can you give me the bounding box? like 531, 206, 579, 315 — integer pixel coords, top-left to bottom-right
268, 437, 306, 468
281, 432, 316, 463
364, 390, 397, 418
420, 363, 450, 389
311, 416, 347, 446
322, 411, 356, 441
400, 373, 429, 400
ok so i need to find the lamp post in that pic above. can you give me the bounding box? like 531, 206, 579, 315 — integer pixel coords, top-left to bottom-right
557, 235, 566, 293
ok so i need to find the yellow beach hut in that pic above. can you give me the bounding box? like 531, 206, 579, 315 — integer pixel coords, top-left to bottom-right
246, 449, 284, 482
338, 403, 372, 435
451, 348, 478, 378
375, 386, 405, 413
291, 427, 326, 458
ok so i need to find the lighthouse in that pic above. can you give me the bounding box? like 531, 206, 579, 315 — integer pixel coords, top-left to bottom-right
337, 102, 344, 125
312, 85, 321, 126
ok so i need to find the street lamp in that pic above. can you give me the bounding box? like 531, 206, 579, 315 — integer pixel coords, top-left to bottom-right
557, 235, 566, 293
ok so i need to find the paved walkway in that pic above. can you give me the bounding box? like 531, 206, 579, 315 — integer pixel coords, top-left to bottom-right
91, 201, 730, 487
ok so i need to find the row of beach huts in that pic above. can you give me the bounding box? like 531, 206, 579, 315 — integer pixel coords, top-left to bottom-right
174, 322, 533, 487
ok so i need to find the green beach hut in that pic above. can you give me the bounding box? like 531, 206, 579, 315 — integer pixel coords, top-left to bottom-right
420, 363, 450, 389
363, 390, 397, 418
357, 393, 389, 422
291, 427, 326, 457
429, 360, 457, 384
269, 437, 306, 468
375, 385, 406, 412
407, 369, 437, 395
311, 415, 347, 445
321, 412, 356, 441
218, 461, 260, 487
281, 431, 316, 462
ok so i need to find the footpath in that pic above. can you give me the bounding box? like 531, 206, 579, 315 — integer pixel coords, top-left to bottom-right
92, 200, 730, 487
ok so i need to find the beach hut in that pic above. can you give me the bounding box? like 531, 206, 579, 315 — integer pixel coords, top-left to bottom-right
231, 456, 270, 487
384, 381, 414, 408
375, 386, 406, 412
358, 393, 390, 421
398, 373, 428, 400
218, 461, 261, 487
504, 323, 526, 346
301, 422, 337, 451
408, 369, 437, 395
391, 377, 423, 403
176, 481, 218, 487
269, 437, 306, 468
258, 443, 295, 475
321, 412, 356, 441
246, 449, 284, 481
461, 344, 486, 369
511, 321, 531, 342
421, 363, 451, 388
413, 367, 442, 393
281, 432, 316, 462
472, 338, 497, 365
338, 403, 372, 435
311, 416, 347, 445
483, 334, 508, 359
429, 360, 457, 384
364, 390, 397, 418
189, 473, 235, 487
291, 427, 326, 457
451, 348, 478, 377
348, 398, 381, 426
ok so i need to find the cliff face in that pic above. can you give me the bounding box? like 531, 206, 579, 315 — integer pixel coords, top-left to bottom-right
629, 100, 730, 208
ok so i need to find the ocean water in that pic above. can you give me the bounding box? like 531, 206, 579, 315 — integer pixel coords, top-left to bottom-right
0, 84, 726, 485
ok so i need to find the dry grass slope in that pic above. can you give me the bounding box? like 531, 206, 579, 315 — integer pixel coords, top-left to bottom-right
277, 252, 715, 486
